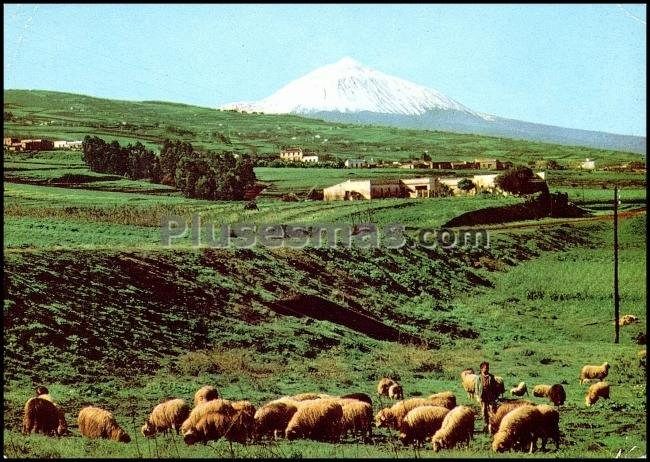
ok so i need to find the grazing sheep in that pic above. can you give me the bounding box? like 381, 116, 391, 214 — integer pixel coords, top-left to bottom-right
141, 399, 190, 437
579, 362, 610, 385
375, 398, 436, 430
180, 399, 235, 435
398, 405, 449, 446
533, 384, 551, 398
193, 385, 220, 407
388, 383, 404, 400
183, 412, 230, 445
617, 314, 639, 326
77, 406, 130, 443
492, 405, 542, 453
337, 398, 373, 440
35, 386, 49, 396
254, 401, 299, 440
224, 400, 256, 443
488, 400, 535, 435
291, 393, 323, 402
510, 382, 529, 397
430, 405, 475, 452
22, 397, 67, 437
548, 384, 566, 406
534, 404, 560, 450
460, 369, 478, 400
377, 378, 397, 397
585, 382, 610, 406
285, 399, 343, 442
340, 393, 373, 406
426, 393, 457, 410
494, 376, 506, 397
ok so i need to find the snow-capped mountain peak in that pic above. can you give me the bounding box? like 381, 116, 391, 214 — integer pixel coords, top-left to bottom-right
221, 57, 485, 118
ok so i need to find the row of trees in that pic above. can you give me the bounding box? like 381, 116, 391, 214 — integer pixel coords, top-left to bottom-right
82, 136, 255, 200
82, 136, 161, 181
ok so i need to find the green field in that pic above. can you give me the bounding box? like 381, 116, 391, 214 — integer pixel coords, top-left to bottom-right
3, 89, 646, 458
3, 216, 646, 458
5, 89, 645, 165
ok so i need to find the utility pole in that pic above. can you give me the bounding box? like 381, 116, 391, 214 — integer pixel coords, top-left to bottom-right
613, 186, 620, 344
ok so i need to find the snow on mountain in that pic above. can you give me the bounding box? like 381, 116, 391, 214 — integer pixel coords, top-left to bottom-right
220, 57, 645, 154
221, 57, 488, 119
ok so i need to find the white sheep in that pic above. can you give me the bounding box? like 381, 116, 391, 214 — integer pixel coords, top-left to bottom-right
510, 382, 528, 397
579, 362, 610, 384
585, 381, 610, 406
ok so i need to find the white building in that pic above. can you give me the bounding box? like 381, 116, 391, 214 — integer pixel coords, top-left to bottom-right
53, 140, 83, 150
581, 158, 596, 170
302, 155, 319, 163
345, 159, 366, 168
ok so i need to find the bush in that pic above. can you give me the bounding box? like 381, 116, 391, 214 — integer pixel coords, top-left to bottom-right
306, 187, 324, 200
244, 200, 258, 210
495, 166, 549, 195
457, 178, 475, 191
282, 193, 300, 202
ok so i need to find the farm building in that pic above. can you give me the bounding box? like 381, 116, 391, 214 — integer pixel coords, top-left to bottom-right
429, 161, 453, 169
53, 140, 83, 150
323, 177, 463, 201
438, 177, 476, 196
280, 147, 304, 161
399, 161, 430, 169
323, 179, 405, 201
401, 177, 448, 198
581, 158, 596, 170
345, 158, 367, 168
474, 158, 513, 170
5, 138, 54, 151
302, 155, 319, 163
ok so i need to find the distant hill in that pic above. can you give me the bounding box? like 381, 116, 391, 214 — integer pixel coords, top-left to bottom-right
3, 89, 645, 165
222, 57, 646, 155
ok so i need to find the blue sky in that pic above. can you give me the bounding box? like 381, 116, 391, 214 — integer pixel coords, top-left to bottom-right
3, 4, 646, 136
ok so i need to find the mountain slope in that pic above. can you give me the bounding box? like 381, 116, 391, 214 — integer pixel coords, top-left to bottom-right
222, 58, 646, 155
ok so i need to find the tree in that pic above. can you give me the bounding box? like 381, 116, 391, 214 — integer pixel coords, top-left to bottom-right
126, 142, 158, 180
160, 139, 193, 181
422, 151, 431, 161
457, 178, 475, 192
431, 179, 454, 197
495, 166, 548, 196
546, 159, 563, 170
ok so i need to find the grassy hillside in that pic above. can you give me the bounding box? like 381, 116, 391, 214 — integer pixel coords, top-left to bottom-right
3, 216, 645, 458
3, 89, 646, 458
4, 89, 645, 164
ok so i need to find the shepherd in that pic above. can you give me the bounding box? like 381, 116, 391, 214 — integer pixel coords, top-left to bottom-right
476, 361, 498, 430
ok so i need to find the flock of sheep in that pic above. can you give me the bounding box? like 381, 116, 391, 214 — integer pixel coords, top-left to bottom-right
20, 360, 619, 454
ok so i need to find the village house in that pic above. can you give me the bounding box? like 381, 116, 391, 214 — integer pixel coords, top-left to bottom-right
345, 158, 367, 168
399, 160, 430, 169
400, 177, 447, 198
323, 179, 405, 201
474, 158, 513, 170
450, 160, 478, 169
4, 138, 54, 151
280, 147, 304, 161
580, 158, 596, 170
323, 171, 547, 201
53, 140, 83, 150
302, 155, 319, 163
429, 161, 453, 169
